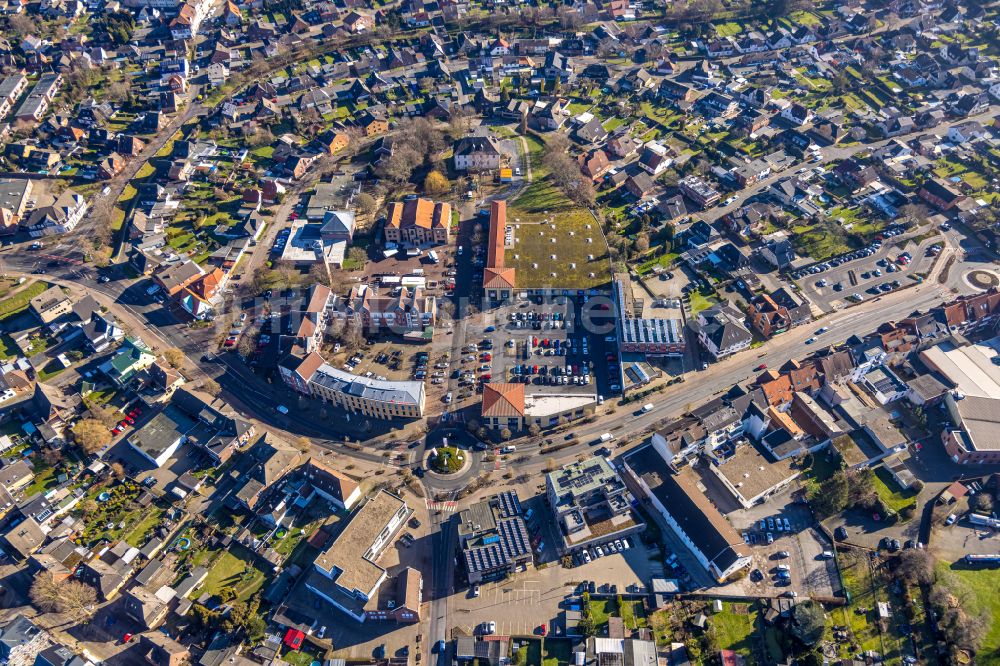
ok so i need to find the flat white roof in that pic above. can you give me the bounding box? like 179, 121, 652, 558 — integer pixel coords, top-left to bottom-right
920, 338, 1000, 399
524, 393, 594, 418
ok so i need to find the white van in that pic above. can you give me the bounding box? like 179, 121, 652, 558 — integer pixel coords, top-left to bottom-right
500, 445, 516, 454
641, 403, 654, 413
599, 433, 614, 443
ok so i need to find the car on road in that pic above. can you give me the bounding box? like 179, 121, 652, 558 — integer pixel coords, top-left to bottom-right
472, 585, 480, 597
754, 363, 767, 371
815, 326, 828, 334
805, 337, 817, 344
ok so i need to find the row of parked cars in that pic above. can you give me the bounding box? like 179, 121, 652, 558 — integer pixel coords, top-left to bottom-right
790, 224, 907, 281
576, 537, 632, 565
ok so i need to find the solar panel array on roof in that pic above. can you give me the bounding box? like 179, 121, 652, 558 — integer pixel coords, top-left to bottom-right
621, 318, 684, 345
463, 517, 530, 574
494, 490, 523, 518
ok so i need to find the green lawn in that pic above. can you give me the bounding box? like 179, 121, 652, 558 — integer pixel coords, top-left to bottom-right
714, 21, 743, 36
688, 287, 719, 315
791, 218, 855, 261
602, 117, 625, 132
938, 564, 1000, 659
542, 638, 572, 666
620, 599, 648, 630
124, 510, 163, 547
37, 360, 68, 382
711, 602, 758, 658
197, 545, 269, 601
21, 463, 58, 498
0, 334, 18, 360
873, 467, 918, 514
0, 282, 49, 320
588, 598, 613, 632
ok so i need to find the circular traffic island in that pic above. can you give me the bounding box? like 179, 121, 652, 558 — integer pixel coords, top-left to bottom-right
966, 269, 1000, 291
430, 446, 467, 474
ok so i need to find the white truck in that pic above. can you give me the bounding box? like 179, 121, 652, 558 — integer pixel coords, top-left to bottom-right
599, 433, 614, 443
641, 403, 654, 413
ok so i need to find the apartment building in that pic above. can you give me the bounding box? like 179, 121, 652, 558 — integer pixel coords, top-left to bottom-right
544, 457, 643, 556
14, 74, 62, 123
383, 198, 450, 246
305, 490, 417, 623
279, 352, 426, 419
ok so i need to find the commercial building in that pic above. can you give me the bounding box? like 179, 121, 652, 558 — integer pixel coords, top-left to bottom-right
305, 490, 415, 622
919, 337, 1000, 464
483, 200, 516, 305
457, 491, 532, 584
706, 441, 799, 508
29, 286, 73, 325
480, 383, 596, 433
941, 394, 1000, 465
544, 456, 644, 555
383, 198, 450, 246
0, 179, 32, 228
623, 444, 751, 582
279, 352, 425, 419
276, 212, 355, 270
614, 278, 685, 357
277, 284, 332, 355
919, 338, 1000, 400
694, 302, 753, 359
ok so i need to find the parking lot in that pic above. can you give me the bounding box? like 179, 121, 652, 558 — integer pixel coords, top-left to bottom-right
793, 226, 943, 313
930, 512, 1000, 565
452, 544, 654, 638
465, 297, 615, 398
722, 488, 840, 599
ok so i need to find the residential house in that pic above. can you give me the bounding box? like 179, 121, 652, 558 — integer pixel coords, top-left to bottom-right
453, 134, 502, 172
695, 303, 753, 359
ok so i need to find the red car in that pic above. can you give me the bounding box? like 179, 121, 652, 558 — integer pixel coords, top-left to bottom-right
122, 633, 133, 644
754, 363, 767, 371
538, 624, 547, 636
119, 420, 129, 429
112, 427, 122, 435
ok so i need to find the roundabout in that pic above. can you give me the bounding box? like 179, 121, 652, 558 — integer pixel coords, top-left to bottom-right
420, 427, 487, 491
964, 269, 1000, 292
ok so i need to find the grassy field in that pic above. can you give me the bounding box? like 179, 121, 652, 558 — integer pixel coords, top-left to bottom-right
507, 181, 612, 291
791, 218, 855, 261
0, 281, 49, 320
711, 602, 758, 657
938, 564, 1000, 661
